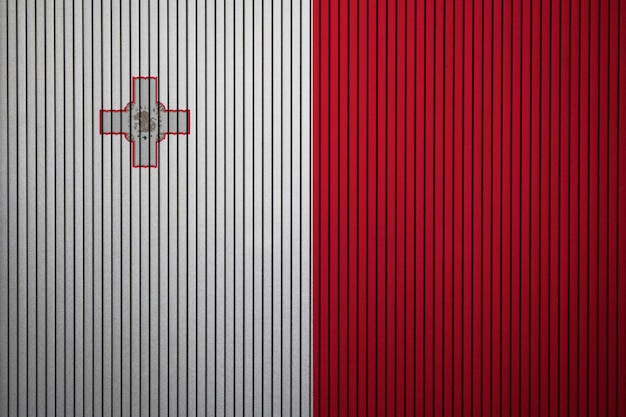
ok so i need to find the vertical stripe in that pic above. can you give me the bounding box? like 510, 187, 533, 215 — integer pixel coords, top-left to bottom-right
313, 0, 626, 416
0, 0, 312, 416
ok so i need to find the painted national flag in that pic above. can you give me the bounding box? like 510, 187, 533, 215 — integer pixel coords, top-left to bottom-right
1, 0, 626, 416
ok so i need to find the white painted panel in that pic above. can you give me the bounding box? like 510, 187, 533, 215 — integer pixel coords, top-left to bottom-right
0, 0, 311, 415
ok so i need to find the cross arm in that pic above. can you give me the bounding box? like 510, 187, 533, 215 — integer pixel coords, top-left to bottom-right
100, 110, 129, 134
163, 111, 190, 134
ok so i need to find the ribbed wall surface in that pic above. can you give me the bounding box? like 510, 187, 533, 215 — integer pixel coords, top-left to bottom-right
0, 0, 312, 415
312, 0, 626, 416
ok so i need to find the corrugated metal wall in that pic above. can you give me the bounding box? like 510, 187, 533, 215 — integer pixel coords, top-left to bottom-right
0, 0, 312, 415
312, 0, 626, 416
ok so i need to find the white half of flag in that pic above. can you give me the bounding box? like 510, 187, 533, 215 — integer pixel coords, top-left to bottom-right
0, 0, 312, 415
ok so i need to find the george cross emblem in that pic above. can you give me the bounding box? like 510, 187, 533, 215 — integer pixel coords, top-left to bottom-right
100, 76, 190, 168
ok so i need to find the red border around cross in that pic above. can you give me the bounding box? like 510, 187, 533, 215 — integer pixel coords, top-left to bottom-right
99, 76, 191, 168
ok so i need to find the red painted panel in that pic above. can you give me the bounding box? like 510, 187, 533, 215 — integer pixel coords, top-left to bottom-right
313, 0, 626, 415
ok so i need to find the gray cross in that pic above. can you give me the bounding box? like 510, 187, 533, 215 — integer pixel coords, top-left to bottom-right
100, 77, 190, 168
